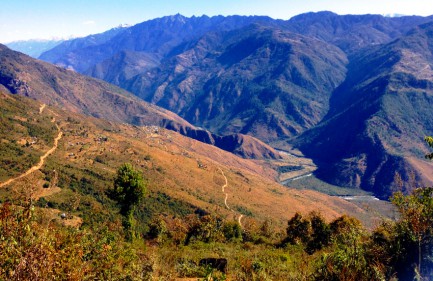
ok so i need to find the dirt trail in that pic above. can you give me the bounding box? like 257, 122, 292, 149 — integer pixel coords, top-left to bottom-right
0, 123, 63, 188
39, 103, 46, 114
219, 168, 230, 209
218, 168, 243, 228
238, 214, 244, 226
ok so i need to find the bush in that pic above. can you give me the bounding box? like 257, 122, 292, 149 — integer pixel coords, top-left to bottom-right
223, 221, 242, 242
0, 202, 152, 280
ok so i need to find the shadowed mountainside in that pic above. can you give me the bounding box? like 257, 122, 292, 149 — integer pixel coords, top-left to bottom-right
123, 24, 348, 143
295, 22, 433, 198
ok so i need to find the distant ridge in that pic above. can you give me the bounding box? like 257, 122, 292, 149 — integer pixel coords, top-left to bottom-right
6, 39, 64, 58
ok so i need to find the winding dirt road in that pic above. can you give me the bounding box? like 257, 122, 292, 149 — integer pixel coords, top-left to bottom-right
0, 123, 63, 188
218, 168, 243, 228
219, 168, 231, 210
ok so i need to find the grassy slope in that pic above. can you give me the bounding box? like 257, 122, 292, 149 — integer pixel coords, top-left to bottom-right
0, 88, 57, 181
0, 90, 377, 230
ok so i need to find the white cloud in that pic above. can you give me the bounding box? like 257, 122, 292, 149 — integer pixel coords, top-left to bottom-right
82, 20, 96, 25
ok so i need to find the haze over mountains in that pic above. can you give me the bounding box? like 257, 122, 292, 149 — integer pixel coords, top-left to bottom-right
6, 39, 64, 58
8, 11, 433, 198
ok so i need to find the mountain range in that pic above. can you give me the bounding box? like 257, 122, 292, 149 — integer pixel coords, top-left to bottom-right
12, 12, 433, 198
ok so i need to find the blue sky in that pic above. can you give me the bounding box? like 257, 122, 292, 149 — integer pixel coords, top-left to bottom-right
1, 0, 433, 43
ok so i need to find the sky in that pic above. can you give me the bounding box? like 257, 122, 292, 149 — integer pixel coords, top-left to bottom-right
1, 0, 433, 43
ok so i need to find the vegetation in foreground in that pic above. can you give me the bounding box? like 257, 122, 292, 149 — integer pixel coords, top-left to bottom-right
2, 163, 433, 280
1, 92, 432, 280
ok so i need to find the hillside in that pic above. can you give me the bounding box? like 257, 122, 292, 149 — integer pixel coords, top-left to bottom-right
0, 44, 187, 127
0, 44, 279, 159
295, 22, 433, 198
0, 88, 372, 228
0, 88, 411, 280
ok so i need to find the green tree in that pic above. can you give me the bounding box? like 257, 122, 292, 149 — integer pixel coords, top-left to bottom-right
315, 215, 383, 280
306, 212, 331, 254
111, 163, 146, 238
391, 187, 433, 279
184, 215, 224, 245
284, 212, 310, 245
283, 212, 331, 254
147, 216, 168, 243
223, 221, 242, 242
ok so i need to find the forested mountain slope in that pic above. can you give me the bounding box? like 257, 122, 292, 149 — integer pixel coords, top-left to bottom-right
295, 22, 433, 198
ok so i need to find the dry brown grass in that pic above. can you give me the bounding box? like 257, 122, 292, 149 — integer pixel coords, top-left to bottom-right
407, 157, 433, 186
0, 93, 373, 229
